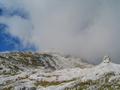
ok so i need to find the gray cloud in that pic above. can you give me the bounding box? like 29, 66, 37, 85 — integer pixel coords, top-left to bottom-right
1, 0, 120, 63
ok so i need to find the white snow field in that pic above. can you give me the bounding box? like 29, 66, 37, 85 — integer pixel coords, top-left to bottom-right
0, 52, 120, 90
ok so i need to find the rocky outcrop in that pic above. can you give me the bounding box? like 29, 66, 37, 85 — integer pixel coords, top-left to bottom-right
0, 52, 93, 70
15, 86, 36, 90
1, 52, 120, 90
103, 56, 111, 63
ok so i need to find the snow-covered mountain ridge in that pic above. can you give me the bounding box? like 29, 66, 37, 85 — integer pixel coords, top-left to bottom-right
0, 52, 120, 90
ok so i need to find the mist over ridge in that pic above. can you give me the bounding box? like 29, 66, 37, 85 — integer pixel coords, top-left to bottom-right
0, 0, 120, 63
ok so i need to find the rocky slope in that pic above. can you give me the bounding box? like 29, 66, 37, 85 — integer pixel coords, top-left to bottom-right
0, 52, 120, 90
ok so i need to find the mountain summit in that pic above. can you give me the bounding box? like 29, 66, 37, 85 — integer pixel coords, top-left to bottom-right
0, 52, 120, 90
103, 56, 111, 63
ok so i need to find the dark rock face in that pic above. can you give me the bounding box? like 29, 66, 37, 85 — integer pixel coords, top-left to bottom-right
19, 87, 36, 90
0, 52, 92, 71
0, 52, 93, 90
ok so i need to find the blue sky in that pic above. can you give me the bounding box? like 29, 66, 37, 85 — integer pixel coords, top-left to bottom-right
0, 0, 120, 63
0, 1, 36, 52
0, 23, 36, 52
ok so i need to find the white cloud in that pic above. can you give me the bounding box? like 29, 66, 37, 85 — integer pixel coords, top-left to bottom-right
1, 0, 120, 63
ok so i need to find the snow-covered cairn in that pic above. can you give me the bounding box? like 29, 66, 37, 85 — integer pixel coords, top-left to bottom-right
103, 56, 111, 63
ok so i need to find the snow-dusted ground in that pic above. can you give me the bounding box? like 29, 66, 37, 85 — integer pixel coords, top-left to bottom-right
0, 53, 120, 90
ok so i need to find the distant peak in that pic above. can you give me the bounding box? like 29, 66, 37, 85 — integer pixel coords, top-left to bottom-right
103, 56, 111, 63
